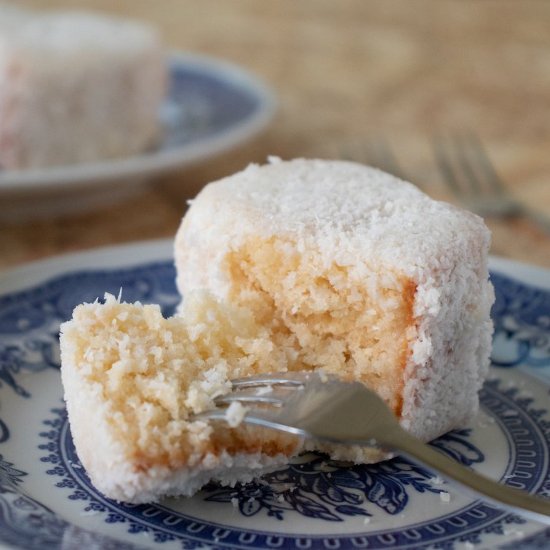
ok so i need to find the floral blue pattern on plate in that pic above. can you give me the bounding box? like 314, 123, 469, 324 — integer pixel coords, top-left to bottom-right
0, 241, 549, 549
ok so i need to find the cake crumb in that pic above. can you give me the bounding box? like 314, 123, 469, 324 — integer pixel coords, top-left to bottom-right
318, 371, 329, 383
439, 491, 451, 503
225, 401, 249, 428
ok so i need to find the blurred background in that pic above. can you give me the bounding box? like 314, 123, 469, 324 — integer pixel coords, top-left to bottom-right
2, 0, 550, 268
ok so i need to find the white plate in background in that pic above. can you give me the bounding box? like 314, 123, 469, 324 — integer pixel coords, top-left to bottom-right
0, 54, 275, 222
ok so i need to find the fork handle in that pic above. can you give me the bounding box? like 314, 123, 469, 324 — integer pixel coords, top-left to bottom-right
380, 428, 550, 525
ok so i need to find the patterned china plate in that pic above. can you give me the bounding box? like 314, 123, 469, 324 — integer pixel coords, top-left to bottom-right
0, 54, 275, 221
0, 240, 549, 550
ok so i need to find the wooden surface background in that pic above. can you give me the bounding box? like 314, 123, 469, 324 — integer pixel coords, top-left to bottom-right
2, 0, 550, 270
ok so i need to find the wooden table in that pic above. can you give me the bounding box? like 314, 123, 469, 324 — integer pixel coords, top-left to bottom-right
3, 0, 550, 270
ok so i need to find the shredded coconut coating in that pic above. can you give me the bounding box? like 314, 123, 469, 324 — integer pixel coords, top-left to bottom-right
175, 158, 495, 443
0, 7, 166, 169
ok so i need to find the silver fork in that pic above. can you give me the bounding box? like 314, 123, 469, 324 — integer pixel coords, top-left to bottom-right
195, 371, 550, 525
434, 133, 550, 234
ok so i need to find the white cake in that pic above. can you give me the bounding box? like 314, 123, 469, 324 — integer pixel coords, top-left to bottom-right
0, 7, 166, 169
60, 159, 494, 503
175, 158, 495, 445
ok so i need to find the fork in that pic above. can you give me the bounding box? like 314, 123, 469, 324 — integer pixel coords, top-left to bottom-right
434, 133, 550, 234
363, 137, 408, 182
195, 371, 550, 525
343, 137, 408, 182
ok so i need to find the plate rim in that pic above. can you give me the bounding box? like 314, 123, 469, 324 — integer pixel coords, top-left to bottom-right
0, 51, 276, 193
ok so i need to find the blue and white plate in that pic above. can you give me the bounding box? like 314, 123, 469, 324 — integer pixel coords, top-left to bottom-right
0, 53, 275, 221
0, 240, 549, 549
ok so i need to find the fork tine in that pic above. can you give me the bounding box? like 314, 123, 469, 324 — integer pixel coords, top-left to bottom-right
230, 373, 308, 388
191, 408, 235, 422
215, 388, 285, 407
433, 135, 464, 198
378, 137, 407, 180
453, 133, 486, 195
463, 132, 506, 196
192, 372, 314, 423
192, 407, 307, 437
365, 137, 406, 180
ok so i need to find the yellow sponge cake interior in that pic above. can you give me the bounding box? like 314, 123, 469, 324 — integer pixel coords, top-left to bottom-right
60, 292, 299, 502
225, 237, 416, 415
